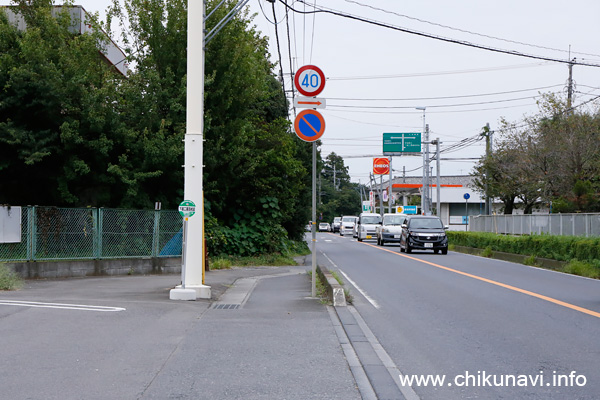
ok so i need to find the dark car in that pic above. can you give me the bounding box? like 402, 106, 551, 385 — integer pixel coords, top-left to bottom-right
399, 216, 449, 254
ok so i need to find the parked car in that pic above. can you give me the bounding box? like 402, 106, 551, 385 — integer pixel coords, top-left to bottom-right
339, 215, 358, 236
376, 213, 407, 246
332, 217, 342, 233
318, 222, 331, 232
356, 212, 382, 242
399, 215, 449, 254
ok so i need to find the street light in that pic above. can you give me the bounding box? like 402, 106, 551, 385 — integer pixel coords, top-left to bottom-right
416, 107, 429, 215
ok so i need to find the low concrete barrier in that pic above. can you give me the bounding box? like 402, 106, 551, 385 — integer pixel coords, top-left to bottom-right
5, 257, 182, 279
316, 265, 346, 306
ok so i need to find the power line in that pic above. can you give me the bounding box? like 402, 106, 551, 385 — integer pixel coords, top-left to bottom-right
325, 84, 564, 101
340, 0, 600, 59
279, 0, 600, 68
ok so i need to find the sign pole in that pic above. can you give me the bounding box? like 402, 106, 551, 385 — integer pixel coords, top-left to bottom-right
389, 157, 393, 213
311, 141, 317, 297
181, 217, 188, 289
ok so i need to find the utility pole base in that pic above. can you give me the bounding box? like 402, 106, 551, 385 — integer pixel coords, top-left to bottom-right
170, 284, 211, 300
169, 288, 197, 301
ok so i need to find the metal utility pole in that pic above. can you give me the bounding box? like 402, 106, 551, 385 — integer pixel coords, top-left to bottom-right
388, 157, 393, 213
424, 123, 430, 215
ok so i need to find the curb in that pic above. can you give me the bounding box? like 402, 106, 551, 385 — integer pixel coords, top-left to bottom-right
452, 245, 567, 270
316, 265, 347, 306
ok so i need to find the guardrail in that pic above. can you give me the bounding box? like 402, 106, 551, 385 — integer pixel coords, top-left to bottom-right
470, 213, 600, 236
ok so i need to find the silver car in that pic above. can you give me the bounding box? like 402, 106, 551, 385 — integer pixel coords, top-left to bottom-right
339, 215, 358, 236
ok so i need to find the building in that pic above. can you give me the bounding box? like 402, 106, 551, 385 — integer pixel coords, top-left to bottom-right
370, 175, 500, 231
2, 5, 127, 76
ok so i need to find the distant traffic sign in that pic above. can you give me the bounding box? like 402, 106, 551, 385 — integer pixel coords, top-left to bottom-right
373, 157, 390, 175
383, 132, 421, 155
294, 65, 326, 97
294, 109, 325, 142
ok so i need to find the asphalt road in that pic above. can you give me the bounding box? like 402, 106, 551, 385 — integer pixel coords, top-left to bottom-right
315, 231, 600, 399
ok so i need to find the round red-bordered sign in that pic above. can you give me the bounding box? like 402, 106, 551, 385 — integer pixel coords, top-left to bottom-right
294, 109, 325, 142
373, 157, 390, 175
294, 65, 326, 97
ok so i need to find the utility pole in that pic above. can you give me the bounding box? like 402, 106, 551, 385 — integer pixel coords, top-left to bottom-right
480, 123, 493, 215
567, 57, 576, 111
333, 163, 337, 190
432, 138, 441, 217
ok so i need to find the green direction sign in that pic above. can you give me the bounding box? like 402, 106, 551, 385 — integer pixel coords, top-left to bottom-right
178, 200, 196, 217
383, 132, 421, 155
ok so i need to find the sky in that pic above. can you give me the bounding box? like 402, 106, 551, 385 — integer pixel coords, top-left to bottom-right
8, 1, 600, 184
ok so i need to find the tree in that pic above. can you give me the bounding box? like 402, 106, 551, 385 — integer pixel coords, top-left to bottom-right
0, 0, 126, 206
471, 94, 600, 214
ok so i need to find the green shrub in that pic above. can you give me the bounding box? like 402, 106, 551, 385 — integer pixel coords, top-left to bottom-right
447, 232, 600, 265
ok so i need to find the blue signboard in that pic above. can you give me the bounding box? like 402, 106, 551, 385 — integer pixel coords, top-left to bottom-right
403, 205, 418, 215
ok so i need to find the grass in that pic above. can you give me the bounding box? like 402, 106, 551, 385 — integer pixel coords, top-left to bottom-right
563, 260, 600, 279
0, 264, 23, 291
209, 252, 304, 270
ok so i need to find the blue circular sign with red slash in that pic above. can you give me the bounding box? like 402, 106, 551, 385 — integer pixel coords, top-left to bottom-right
294, 109, 325, 142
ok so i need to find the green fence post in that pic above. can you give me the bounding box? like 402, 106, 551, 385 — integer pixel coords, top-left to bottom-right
30, 206, 37, 261
98, 208, 104, 259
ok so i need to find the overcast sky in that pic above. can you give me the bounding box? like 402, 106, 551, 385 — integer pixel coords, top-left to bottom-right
10, 1, 600, 184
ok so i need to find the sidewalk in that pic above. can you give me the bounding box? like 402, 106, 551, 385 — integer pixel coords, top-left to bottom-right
0, 265, 362, 400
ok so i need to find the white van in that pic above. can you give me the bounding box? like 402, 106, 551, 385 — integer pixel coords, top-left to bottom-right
356, 213, 382, 242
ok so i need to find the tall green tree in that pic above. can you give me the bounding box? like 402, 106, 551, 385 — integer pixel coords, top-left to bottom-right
107, 0, 311, 252
0, 0, 125, 206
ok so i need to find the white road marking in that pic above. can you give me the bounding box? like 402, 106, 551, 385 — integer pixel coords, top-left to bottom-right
0, 300, 126, 312
322, 252, 381, 309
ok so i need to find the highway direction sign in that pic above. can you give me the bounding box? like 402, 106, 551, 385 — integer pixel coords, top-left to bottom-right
383, 132, 421, 155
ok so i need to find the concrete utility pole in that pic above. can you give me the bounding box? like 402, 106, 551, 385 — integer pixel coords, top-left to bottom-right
172, 0, 249, 300
567, 57, 576, 110
416, 107, 428, 215
432, 138, 441, 217
481, 123, 493, 215
171, 0, 211, 300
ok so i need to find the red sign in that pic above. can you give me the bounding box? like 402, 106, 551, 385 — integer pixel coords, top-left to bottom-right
373, 157, 390, 175
294, 65, 326, 97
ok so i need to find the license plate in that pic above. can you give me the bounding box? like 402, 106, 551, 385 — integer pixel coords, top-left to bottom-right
394, 235, 401, 238
366, 235, 372, 239
425, 243, 433, 248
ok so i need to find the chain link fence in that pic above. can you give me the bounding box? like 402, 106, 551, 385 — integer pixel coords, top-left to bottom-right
470, 213, 600, 237
0, 206, 183, 262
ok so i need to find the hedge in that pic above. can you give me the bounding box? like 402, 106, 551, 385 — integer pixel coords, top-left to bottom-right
447, 232, 600, 264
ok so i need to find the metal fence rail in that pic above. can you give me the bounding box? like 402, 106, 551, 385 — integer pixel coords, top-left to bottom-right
0, 206, 182, 262
470, 213, 600, 237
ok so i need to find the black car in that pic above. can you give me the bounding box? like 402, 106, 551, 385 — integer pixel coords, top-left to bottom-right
399, 216, 449, 254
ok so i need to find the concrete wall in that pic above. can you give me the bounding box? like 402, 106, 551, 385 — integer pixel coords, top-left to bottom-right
5, 257, 182, 279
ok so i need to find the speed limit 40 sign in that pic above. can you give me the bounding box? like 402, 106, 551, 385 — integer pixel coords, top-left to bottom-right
294, 65, 325, 97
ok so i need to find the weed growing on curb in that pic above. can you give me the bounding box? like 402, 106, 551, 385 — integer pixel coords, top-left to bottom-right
0, 264, 22, 291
